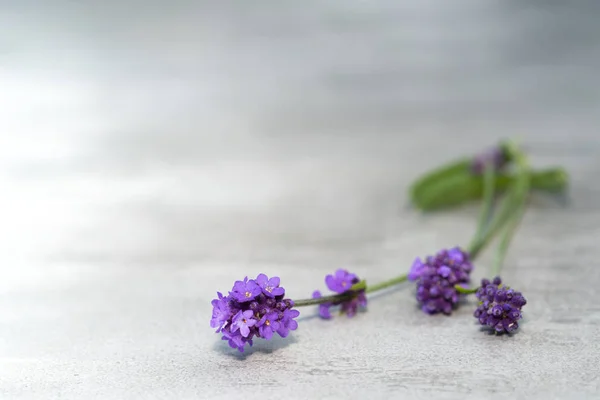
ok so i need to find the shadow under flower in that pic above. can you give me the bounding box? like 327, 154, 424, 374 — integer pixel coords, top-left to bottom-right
212, 334, 297, 360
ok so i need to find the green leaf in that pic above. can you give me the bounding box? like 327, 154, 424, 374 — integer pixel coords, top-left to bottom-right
411, 167, 567, 211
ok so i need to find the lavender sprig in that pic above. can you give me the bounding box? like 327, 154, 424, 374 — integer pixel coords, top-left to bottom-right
211, 142, 564, 349
408, 247, 473, 315
211, 274, 299, 352
474, 277, 527, 333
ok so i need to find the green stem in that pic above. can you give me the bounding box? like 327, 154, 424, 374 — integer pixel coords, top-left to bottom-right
365, 274, 408, 294
293, 293, 354, 307
467, 184, 517, 259
469, 161, 496, 252
294, 274, 407, 307
491, 146, 531, 276
454, 285, 479, 294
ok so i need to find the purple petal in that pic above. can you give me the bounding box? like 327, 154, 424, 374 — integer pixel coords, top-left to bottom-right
277, 326, 290, 338
408, 258, 424, 281
240, 324, 250, 337
319, 303, 332, 319
268, 276, 280, 287
286, 319, 298, 330
260, 325, 273, 340
438, 265, 451, 278
255, 273, 268, 286
325, 274, 340, 293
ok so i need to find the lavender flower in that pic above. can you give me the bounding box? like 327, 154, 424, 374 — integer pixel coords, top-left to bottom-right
231, 310, 257, 337
221, 328, 252, 353
326, 269, 358, 293
408, 258, 425, 281
210, 292, 231, 332
471, 146, 509, 174
210, 274, 299, 352
277, 308, 300, 338
230, 277, 262, 303
313, 269, 367, 318
257, 312, 280, 340
255, 273, 285, 297
312, 290, 332, 319
411, 247, 473, 315
474, 277, 526, 334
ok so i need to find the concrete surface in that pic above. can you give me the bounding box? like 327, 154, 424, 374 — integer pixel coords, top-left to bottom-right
1, 1, 599, 399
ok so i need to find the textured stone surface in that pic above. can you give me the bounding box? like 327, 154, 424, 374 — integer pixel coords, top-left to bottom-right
1, 1, 599, 399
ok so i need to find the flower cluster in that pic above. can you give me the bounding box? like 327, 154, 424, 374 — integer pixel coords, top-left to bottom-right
210, 274, 300, 352
474, 277, 526, 333
409, 247, 473, 315
312, 269, 367, 318
471, 146, 509, 174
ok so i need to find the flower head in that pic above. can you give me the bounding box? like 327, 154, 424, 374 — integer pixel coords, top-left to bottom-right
412, 247, 473, 315
210, 274, 300, 352
471, 146, 509, 174
313, 269, 366, 319
474, 277, 526, 334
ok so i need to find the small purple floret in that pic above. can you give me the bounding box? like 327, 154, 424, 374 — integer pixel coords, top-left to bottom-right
408, 258, 425, 281
312, 290, 332, 319
277, 308, 300, 338
231, 310, 257, 337
210, 291, 231, 332
314, 269, 366, 319
210, 274, 299, 352
231, 277, 262, 303
412, 247, 473, 315
474, 277, 526, 334
257, 312, 280, 340
255, 273, 285, 298
325, 269, 358, 294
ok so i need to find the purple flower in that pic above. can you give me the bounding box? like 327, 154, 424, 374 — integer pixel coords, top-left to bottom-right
314, 269, 367, 319
312, 290, 332, 319
277, 308, 300, 338
474, 277, 526, 334
325, 269, 358, 294
340, 291, 367, 318
211, 274, 299, 352
408, 258, 425, 281
231, 277, 262, 303
257, 312, 280, 340
412, 247, 473, 315
210, 291, 231, 332
255, 273, 285, 297
221, 327, 253, 353
471, 146, 509, 174
231, 310, 257, 337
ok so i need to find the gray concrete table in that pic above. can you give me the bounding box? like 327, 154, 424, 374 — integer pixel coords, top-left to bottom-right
1, 1, 599, 399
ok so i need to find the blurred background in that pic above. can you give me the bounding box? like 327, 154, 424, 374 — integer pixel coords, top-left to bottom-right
1, 1, 599, 399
